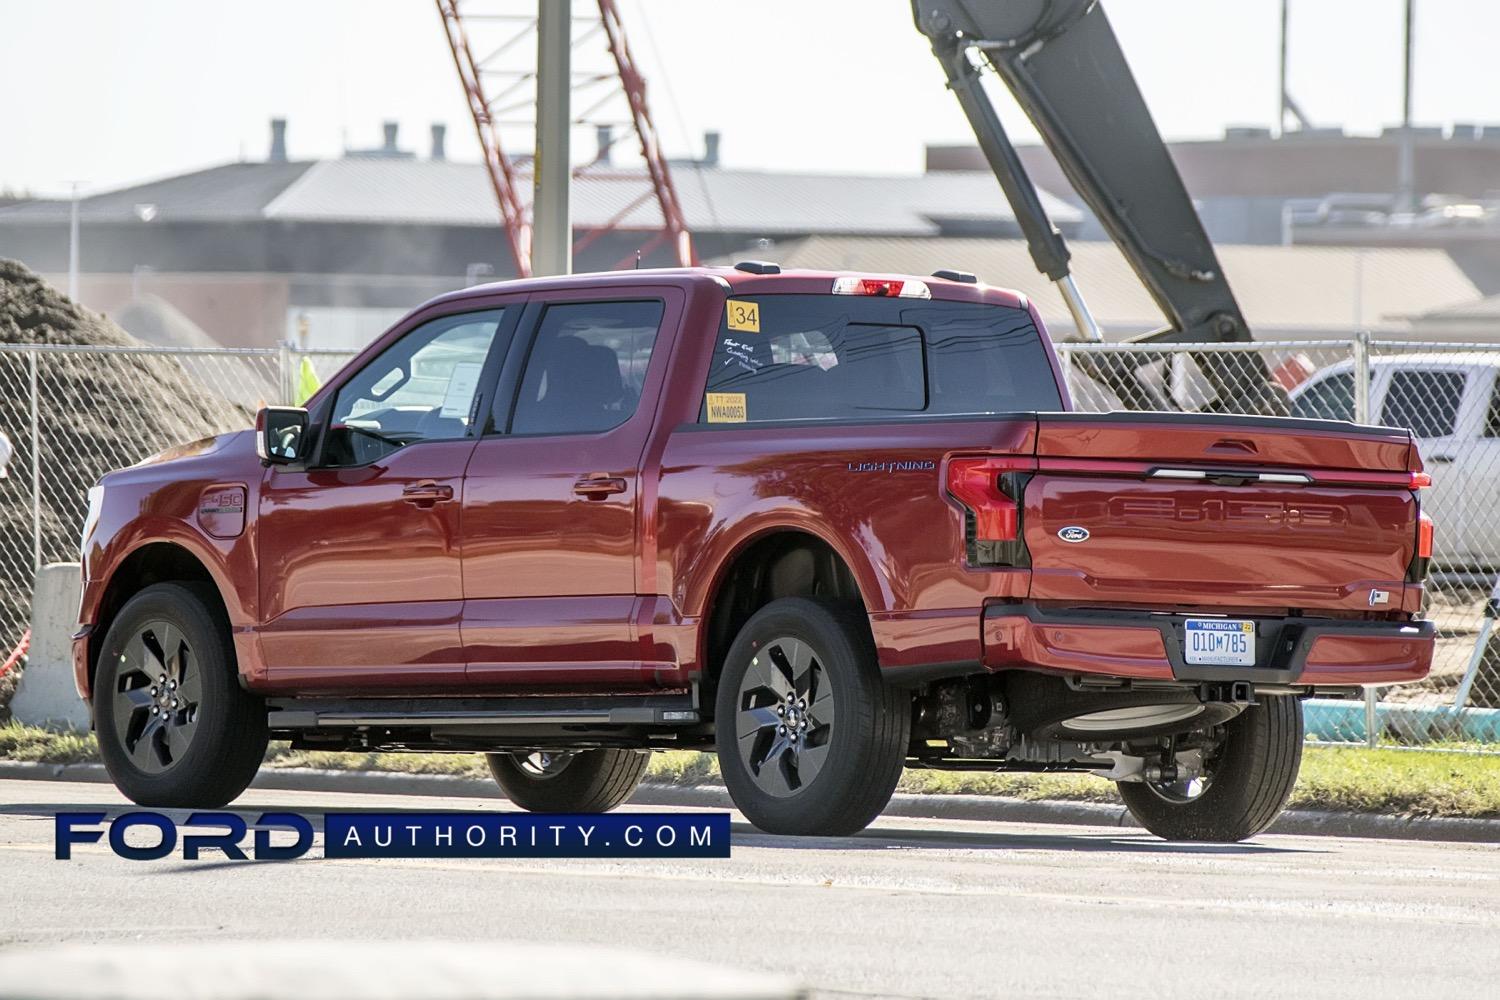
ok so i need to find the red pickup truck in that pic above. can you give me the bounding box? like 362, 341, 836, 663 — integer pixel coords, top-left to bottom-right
76, 264, 1434, 842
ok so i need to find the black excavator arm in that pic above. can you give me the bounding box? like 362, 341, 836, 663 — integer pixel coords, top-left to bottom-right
913, 0, 1287, 415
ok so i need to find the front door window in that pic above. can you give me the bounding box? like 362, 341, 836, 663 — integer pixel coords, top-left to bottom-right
324, 309, 506, 466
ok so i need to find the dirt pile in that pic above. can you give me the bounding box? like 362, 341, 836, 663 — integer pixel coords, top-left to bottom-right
0, 258, 254, 661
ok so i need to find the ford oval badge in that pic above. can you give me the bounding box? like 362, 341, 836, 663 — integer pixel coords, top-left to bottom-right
1057, 526, 1090, 544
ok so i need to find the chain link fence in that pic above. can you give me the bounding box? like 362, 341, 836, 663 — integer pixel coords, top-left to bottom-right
3, 337, 1497, 750
0, 344, 354, 674
1058, 337, 1500, 751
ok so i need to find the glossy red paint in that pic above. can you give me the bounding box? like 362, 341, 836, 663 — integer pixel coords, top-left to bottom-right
256, 439, 474, 690
1301, 633, 1434, 685
73, 266, 1433, 709
459, 284, 686, 688
983, 614, 1174, 680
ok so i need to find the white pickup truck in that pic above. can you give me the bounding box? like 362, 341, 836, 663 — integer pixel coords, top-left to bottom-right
1290, 352, 1500, 569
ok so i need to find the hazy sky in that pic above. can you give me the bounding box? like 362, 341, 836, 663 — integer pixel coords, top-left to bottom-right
4, 0, 1500, 197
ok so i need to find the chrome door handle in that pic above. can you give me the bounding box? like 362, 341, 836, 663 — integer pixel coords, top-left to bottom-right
572, 476, 627, 498
402, 482, 454, 506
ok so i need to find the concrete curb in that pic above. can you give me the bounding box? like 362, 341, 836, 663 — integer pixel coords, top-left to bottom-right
4, 759, 1496, 843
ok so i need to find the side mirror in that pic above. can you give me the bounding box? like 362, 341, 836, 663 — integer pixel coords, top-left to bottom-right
256, 406, 310, 465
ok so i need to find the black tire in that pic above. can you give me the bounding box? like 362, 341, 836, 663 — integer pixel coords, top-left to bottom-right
93, 582, 268, 808
1118, 695, 1303, 842
714, 597, 909, 836
485, 749, 650, 812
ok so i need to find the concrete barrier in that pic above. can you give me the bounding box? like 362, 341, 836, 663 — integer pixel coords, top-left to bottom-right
10, 562, 88, 733
1304, 697, 1500, 744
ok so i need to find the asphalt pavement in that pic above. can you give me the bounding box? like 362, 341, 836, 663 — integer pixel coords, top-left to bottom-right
2, 778, 1497, 1000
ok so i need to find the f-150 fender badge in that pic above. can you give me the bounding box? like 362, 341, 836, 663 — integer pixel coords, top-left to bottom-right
1057, 526, 1090, 543
198, 485, 247, 539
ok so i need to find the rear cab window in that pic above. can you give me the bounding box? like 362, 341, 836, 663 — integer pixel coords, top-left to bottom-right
700, 294, 1061, 423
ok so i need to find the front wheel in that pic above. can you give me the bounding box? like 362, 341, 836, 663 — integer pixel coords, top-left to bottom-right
485, 749, 651, 813
94, 582, 268, 808
715, 597, 909, 837
1117, 695, 1303, 842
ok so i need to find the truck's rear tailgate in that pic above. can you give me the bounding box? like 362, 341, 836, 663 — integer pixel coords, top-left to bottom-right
1025, 414, 1421, 613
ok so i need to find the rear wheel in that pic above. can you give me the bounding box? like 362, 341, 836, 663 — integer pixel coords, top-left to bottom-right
485, 749, 650, 813
1117, 695, 1303, 842
715, 597, 909, 836
93, 582, 267, 808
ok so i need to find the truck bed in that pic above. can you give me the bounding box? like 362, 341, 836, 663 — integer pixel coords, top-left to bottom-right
1025, 412, 1423, 615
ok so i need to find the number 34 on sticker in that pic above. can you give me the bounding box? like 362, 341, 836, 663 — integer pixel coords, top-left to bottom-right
726, 300, 760, 332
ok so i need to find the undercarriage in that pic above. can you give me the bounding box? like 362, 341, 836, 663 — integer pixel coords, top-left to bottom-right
265, 669, 1284, 792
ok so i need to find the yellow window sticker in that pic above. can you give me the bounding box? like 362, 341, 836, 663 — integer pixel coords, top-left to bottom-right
706, 392, 748, 423
726, 299, 760, 333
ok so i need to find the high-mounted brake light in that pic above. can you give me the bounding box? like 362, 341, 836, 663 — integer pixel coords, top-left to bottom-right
831, 277, 932, 299
1409, 471, 1433, 489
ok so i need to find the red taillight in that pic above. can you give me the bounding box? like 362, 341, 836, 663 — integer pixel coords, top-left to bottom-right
1410, 471, 1433, 489
948, 459, 1018, 541
946, 457, 1034, 541
830, 276, 932, 299
1417, 513, 1434, 559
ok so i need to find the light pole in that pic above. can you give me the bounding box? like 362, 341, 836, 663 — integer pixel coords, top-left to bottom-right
67, 181, 83, 301
1396, 0, 1416, 213
532, 0, 572, 276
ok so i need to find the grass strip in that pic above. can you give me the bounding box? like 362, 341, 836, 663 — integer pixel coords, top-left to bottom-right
3, 723, 1496, 819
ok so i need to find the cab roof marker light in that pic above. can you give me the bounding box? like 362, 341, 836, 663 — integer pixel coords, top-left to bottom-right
831, 277, 932, 299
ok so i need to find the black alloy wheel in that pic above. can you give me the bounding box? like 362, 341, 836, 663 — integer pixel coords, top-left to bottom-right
733, 635, 836, 797
108, 618, 203, 773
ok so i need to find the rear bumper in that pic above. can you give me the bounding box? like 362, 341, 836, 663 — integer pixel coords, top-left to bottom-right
981, 604, 1434, 686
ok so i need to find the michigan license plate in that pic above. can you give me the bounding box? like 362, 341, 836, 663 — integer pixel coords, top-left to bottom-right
1184, 619, 1256, 666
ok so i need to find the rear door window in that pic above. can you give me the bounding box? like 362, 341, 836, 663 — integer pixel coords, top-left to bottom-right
702, 295, 1061, 423
509, 300, 664, 435
1380, 370, 1466, 438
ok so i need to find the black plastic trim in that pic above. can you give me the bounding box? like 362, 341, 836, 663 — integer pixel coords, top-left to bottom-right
881, 659, 985, 688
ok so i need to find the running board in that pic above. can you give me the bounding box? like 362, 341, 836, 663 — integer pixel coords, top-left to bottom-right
266, 694, 700, 730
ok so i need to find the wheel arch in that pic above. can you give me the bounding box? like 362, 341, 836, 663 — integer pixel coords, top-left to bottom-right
698, 527, 870, 707
87, 541, 232, 699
